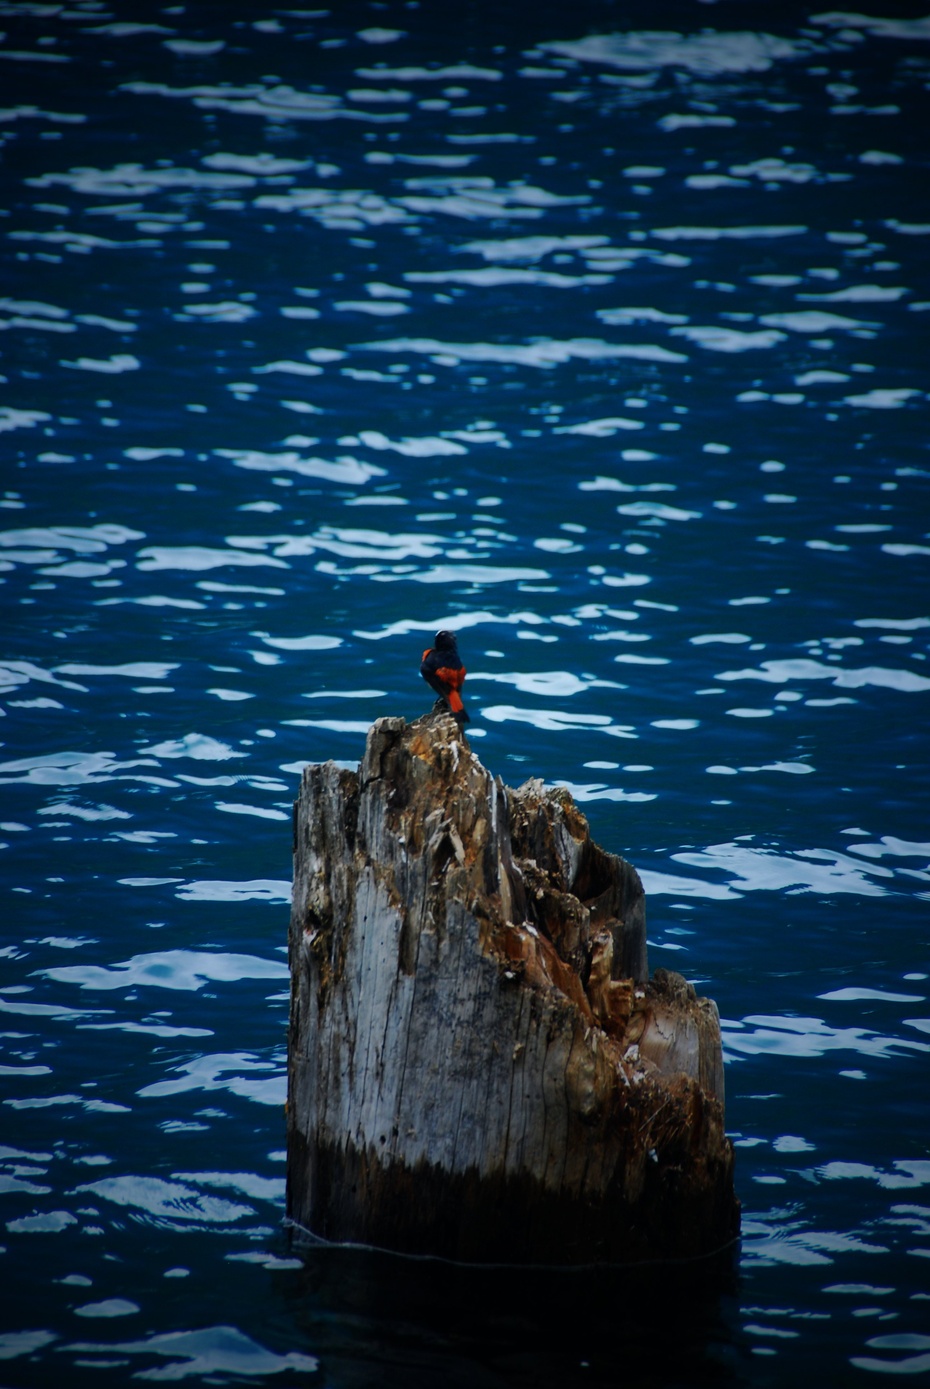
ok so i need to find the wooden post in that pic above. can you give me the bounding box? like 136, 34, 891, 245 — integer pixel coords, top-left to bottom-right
287, 715, 739, 1264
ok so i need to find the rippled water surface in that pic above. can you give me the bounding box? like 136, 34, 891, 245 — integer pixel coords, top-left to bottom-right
2, 0, 929, 1383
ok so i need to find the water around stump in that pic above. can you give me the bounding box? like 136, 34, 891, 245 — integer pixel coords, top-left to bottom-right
1, 1, 928, 1384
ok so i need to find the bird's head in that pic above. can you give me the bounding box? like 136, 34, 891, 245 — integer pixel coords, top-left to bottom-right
434, 629, 457, 650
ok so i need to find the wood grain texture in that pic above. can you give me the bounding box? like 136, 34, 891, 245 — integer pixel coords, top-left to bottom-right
287, 714, 739, 1263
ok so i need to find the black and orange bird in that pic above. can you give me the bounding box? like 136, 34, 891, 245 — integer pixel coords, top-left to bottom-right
420, 629, 469, 727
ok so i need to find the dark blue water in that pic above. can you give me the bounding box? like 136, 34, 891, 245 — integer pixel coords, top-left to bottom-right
2, 1, 929, 1383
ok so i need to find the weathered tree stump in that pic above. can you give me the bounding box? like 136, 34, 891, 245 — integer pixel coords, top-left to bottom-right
287, 715, 739, 1264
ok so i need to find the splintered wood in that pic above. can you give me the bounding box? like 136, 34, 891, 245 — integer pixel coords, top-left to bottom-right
287, 714, 739, 1264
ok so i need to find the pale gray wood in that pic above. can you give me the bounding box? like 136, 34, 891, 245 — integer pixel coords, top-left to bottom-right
287, 714, 739, 1263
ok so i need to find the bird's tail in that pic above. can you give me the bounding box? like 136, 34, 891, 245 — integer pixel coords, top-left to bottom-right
446, 689, 470, 724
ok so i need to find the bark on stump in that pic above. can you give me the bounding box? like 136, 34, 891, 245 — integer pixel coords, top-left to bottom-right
287, 714, 739, 1264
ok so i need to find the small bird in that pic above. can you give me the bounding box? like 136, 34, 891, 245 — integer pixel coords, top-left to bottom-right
420, 629, 469, 727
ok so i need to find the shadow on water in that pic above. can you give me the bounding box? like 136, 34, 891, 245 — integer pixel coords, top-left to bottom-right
278, 1231, 743, 1388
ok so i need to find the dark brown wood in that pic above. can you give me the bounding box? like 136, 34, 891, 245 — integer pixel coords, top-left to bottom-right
287, 714, 739, 1264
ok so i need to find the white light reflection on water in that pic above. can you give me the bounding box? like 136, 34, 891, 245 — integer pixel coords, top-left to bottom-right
721, 1014, 930, 1064
43, 951, 289, 993
63, 1326, 319, 1380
